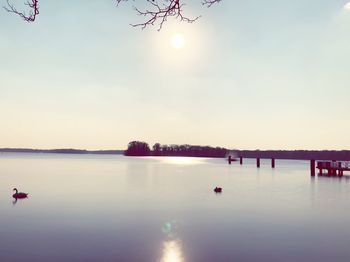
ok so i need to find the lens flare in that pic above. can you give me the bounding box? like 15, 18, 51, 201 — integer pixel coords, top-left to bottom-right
162, 222, 172, 235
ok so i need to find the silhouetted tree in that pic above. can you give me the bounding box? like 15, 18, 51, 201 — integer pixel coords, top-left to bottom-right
125, 141, 151, 156
4, 0, 222, 30
153, 143, 161, 156
151, 143, 227, 157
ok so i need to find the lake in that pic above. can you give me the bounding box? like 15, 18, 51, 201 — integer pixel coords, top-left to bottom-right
0, 153, 349, 262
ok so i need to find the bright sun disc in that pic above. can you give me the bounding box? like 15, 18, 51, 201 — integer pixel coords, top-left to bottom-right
345, 2, 350, 9
170, 34, 185, 49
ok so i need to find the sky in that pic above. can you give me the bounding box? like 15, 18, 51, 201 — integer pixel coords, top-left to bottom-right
1, 0, 350, 150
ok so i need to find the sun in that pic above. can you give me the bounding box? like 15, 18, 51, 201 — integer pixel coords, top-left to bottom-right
170, 33, 185, 49
345, 2, 350, 9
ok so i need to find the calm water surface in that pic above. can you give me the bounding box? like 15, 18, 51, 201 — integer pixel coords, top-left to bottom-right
0, 153, 349, 262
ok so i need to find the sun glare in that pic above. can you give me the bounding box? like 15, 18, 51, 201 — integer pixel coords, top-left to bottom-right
170, 33, 185, 49
345, 2, 350, 9
163, 157, 203, 165
160, 240, 184, 262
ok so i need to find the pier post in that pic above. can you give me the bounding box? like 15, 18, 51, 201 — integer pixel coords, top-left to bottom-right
338, 162, 343, 177
310, 160, 315, 176
257, 158, 260, 168
240, 156, 243, 165
332, 160, 336, 176
271, 158, 275, 168
327, 169, 331, 176
228, 155, 232, 165
326, 162, 331, 176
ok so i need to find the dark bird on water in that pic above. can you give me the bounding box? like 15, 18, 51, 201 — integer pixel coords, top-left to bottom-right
12, 188, 28, 199
214, 187, 222, 193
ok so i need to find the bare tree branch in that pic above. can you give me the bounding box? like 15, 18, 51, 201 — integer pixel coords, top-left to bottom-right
131, 0, 200, 31
202, 0, 221, 8
118, 0, 221, 30
4, 0, 39, 22
4, 0, 222, 30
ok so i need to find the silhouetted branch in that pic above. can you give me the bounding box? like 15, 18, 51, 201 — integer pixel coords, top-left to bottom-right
202, 0, 221, 8
120, 0, 221, 30
4, 0, 222, 29
131, 0, 200, 31
4, 0, 39, 22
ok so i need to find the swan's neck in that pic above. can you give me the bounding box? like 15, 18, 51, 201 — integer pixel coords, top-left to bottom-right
14, 189, 18, 194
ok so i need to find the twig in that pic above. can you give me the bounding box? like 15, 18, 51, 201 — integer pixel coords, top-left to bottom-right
4, 0, 39, 22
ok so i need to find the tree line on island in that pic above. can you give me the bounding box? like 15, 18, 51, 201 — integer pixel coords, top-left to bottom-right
124, 141, 350, 160
124, 141, 228, 158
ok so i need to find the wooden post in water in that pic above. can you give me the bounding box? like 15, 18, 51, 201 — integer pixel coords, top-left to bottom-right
332, 160, 336, 176
239, 156, 243, 165
326, 162, 331, 176
228, 155, 232, 165
257, 158, 260, 168
310, 160, 315, 176
338, 162, 343, 177
271, 158, 275, 168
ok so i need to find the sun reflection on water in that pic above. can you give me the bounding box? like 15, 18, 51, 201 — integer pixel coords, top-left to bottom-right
160, 240, 184, 262
162, 157, 205, 165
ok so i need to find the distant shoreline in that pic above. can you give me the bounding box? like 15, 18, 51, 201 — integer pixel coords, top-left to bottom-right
0, 148, 124, 155
2, 148, 350, 161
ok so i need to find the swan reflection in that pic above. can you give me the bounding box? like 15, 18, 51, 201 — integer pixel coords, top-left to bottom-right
160, 240, 184, 262
12, 197, 28, 205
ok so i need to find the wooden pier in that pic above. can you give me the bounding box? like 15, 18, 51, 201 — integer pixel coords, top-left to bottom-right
228, 156, 275, 168
314, 160, 350, 177
228, 156, 350, 177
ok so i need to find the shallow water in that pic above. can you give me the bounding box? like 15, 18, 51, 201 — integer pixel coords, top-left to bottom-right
0, 153, 349, 262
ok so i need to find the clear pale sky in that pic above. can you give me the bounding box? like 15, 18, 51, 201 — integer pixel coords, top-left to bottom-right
1, 0, 350, 150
